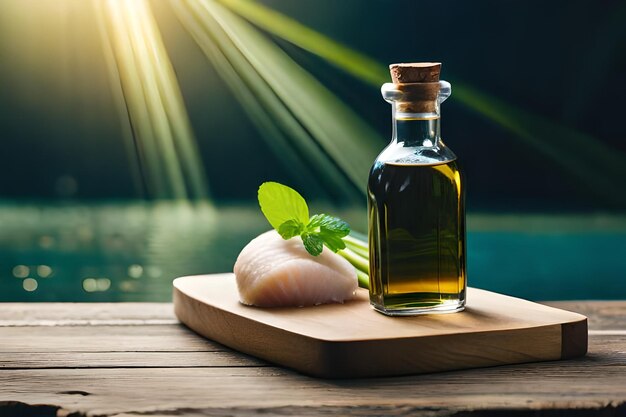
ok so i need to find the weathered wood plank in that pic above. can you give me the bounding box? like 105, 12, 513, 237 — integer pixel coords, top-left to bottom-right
108, 405, 626, 417
0, 351, 265, 369
0, 303, 173, 326
0, 301, 625, 416
1, 352, 625, 417
2, 403, 625, 417
0, 332, 621, 369
1, 301, 624, 330
544, 301, 626, 331
0, 325, 226, 352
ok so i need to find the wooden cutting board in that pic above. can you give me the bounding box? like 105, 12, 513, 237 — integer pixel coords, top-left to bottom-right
173, 274, 587, 378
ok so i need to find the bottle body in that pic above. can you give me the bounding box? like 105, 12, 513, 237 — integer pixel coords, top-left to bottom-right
368, 80, 466, 315
368, 151, 466, 315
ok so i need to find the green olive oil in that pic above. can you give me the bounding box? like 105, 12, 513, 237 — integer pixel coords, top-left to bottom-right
368, 159, 466, 314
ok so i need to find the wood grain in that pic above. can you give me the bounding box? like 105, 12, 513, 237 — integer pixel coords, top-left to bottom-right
0, 325, 224, 353
173, 274, 587, 378
1, 348, 625, 417
0, 298, 623, 416
544, 301, 626, 331
0, 351, 265, 369
0, 302, 174, 325
0, 328, 621, 371
0, 300, 621, 330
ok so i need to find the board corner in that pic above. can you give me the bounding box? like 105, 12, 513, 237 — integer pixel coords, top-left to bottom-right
561, 317, 588, 359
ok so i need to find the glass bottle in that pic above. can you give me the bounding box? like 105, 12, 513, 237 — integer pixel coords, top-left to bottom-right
368, 63, 466, 315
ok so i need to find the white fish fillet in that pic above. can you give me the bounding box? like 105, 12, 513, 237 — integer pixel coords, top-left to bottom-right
234, 230, 358, 307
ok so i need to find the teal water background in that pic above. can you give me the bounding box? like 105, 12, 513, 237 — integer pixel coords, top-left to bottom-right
2, 202, 624, 302
1, 1, 625, 304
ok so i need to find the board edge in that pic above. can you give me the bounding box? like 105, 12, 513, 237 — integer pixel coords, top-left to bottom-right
560, 317, 588, 359
172, 275, 589, 378
173, 280, 329, 376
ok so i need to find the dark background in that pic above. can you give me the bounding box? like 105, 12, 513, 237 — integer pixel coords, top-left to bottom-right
1, 0, 624, 211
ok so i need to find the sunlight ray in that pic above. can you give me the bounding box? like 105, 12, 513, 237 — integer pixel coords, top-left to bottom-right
175, 0, 382, 202
218, 0, 626, 205
171, 1, 330, 199
94, 0, 209, 200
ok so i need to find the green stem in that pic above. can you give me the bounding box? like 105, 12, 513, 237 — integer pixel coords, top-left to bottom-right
338, 236, 370, 289
344, 240, 368, 259
338, 248, 369, 289
356, 269, 369, 290
343, 234, 368, 251
339, 248, 369, 274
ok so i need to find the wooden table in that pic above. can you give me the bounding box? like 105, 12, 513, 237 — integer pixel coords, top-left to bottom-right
1, 301, 625, 417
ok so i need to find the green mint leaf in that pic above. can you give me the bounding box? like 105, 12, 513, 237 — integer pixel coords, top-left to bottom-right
307, 214, 350, 237
307, 214, 325, 229
258, 182, 309, 231
301, 233, 324, 256
317, 229, 347, 253
277, 219, 303, 240
306, 214, 350, 253
256, 182, 354, 257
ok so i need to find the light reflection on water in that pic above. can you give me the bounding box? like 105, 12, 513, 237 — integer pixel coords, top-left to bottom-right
0, 201, 366, 301
1, 201, 245, 301
1, 202, 625, 301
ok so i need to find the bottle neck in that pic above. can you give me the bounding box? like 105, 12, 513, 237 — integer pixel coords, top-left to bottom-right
392, 108, 441, 148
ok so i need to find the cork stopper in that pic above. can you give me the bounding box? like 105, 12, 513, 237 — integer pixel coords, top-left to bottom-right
389, 62, 441, 114
389, 62, 441, 84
